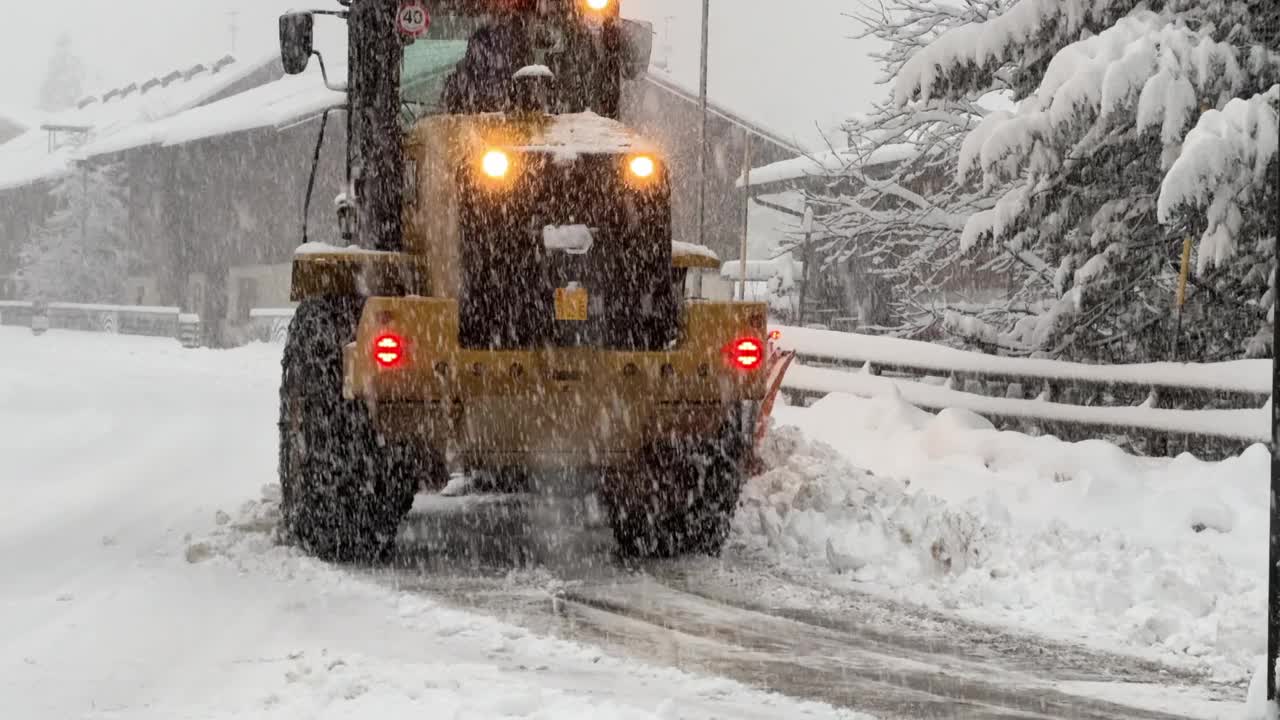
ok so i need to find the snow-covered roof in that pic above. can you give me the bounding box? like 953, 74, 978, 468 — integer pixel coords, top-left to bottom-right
75, 50, 283, 158
739, 143, 920, 189
76, 28, 347, 157
0, 130, 73, 192
84, 74, 343, 157
0, 104, 43, 135
0, 52, 278, 191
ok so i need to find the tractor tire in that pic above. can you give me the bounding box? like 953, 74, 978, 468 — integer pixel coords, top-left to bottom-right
603, 435, 746, 559
278, 297, 428, 563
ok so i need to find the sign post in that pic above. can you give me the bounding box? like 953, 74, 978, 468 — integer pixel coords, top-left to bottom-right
1269, 141, 1279, 707
697, 0, 710, 250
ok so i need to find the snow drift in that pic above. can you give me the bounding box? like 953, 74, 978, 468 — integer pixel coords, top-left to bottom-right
736, 394, 1268, 685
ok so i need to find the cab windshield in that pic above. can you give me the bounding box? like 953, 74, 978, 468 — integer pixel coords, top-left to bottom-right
400, 10, 607, 118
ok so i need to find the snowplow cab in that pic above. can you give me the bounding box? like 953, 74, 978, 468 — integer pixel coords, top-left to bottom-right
277, 0, 775, 563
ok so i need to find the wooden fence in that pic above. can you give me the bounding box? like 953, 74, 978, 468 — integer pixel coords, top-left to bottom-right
774, 325, 1269, 459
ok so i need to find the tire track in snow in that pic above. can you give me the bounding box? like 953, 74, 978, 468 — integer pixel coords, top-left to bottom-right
381, 496, 1214, 720
555, 581, 1196, 720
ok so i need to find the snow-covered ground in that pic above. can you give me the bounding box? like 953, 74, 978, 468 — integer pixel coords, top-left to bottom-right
739, 393, 1268, 688
1, 327, 1270, 718
0, 328, 863, 720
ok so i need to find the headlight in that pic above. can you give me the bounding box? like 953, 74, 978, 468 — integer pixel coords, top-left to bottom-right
629, 155, 656, 179
585, 0, 611, 10
481, 149, 511, 179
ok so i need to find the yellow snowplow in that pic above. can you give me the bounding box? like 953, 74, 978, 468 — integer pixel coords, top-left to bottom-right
276, 0, 782, 562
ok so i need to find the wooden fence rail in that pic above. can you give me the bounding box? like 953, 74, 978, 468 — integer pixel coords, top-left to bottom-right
774, 325, 1269, 459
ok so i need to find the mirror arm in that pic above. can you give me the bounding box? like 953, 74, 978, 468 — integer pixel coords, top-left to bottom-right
312, 51, 348, 92
300, 107, 335, 246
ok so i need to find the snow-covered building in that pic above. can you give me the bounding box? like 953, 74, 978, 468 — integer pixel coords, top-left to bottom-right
0, 53, 280, 302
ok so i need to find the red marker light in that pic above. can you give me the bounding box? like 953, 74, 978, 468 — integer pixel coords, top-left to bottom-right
374, 334, 405, 368
729, 337, 764, 370
769, 330, 782, 342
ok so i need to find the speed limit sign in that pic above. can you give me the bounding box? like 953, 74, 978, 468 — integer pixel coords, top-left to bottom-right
397, 1, 430, 39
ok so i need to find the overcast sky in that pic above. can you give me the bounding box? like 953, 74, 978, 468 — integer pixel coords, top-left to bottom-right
0, 0, 878, 148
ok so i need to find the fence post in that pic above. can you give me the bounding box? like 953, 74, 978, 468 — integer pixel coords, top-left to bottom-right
178, 314, 202, 348
30, 301, 48, 336
1269, 126, 1279, 706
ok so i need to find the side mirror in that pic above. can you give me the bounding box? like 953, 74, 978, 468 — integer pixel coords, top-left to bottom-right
619, 20, 653, 79
280, 12, 315, 75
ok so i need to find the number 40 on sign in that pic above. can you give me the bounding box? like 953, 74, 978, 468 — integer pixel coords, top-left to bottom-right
397, 1, 430, 39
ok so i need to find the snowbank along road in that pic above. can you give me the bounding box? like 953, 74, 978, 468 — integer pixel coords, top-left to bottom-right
0, 327, 1264, 719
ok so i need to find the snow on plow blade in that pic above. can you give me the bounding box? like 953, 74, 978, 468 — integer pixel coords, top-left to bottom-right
751, 338, 796, 472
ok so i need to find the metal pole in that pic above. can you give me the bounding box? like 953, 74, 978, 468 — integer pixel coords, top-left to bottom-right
349, 0, 404, 252
698, 0, 710, 250
798, 205, 814, 326
1269, 141, 1280, 705
739, 134, 751, 301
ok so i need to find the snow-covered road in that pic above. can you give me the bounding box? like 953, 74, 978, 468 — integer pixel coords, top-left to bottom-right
0, 329, 855, 719
0, 328, 1263, 718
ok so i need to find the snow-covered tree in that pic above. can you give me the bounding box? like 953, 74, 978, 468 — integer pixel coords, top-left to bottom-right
893, 0, 1280, 362
20, 162, 132, 303
797, 0, 1043, 343
39, 33, 86, 112
1157, 86, 1279, 355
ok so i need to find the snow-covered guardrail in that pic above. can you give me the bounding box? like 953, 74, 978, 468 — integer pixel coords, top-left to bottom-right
248, 308, 295, 343
775, 325, 1270, 457
775, 325, 1270, 399
0, 300, 199, 343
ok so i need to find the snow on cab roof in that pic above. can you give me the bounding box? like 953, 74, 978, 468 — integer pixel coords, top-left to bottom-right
513, 112, 653, 155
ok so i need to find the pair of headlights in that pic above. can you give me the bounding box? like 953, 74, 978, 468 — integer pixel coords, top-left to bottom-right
480, 149, 657, 182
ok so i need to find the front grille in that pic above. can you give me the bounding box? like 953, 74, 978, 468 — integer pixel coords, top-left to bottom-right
458, 152, 677, 351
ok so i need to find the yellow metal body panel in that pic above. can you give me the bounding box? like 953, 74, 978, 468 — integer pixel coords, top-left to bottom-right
554, 286, 589, 321
346, 297, 768, 468
672, 253, 722, 271
289, 251, 431, 302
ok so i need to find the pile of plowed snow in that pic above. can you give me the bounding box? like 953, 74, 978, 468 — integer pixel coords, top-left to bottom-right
734, 393, 1268, 685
